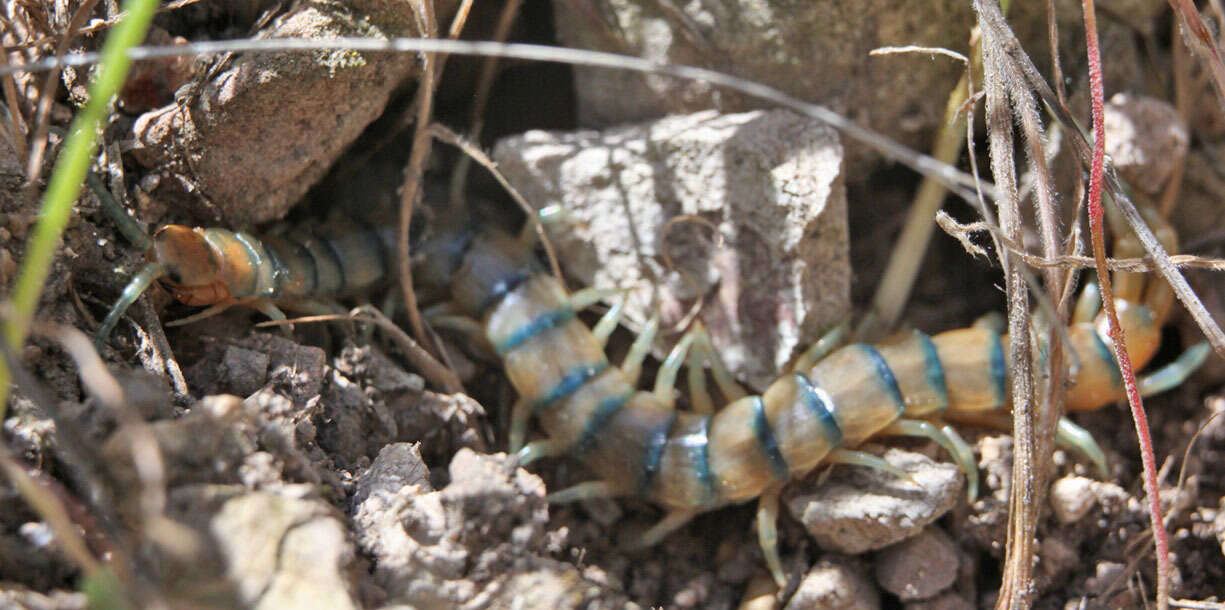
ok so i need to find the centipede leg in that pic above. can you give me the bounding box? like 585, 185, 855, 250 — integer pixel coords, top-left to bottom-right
253, 302, 291, 335
622, 314, 660, 386
694, 323, 746, 401
825, 448, 916, 485
971, 311, 1006, 334
1054, 417, 1109, 479
163, 298, 240, 327
791, 320, 849, 373
508, 396, 531, 455
517, 438, 566, 466
1138, 341, 1210, 397
756, 484, 786, 588
591, 292, 628, 346
686, 335, 714, 414
1072, 282, 1102, 324
880, 419, 979, 500
547, 480, 620, 503
569, 286, 620, 311
654, 328, 699, 407
625, 508, 701, 550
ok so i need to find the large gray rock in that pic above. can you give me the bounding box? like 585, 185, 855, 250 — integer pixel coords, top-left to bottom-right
494, 109, 848, 389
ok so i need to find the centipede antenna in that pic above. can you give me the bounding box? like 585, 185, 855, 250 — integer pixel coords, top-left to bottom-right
621, 314, 659, 386
1072, 281, 1102, 324
87, 172, 152, 251
1054, 417, 1109, 480
94, 262, 166, 348
755, 486, 785, 588
1138, 342, 1211, 398
654, 329, 698, 406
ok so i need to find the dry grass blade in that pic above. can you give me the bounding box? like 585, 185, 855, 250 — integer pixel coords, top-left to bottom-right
1168, 0, 1225, 110
975, 4, 1225, 361
397, 0, 442, 363
973, 2, 1040, 605
0, 37, 1002, 209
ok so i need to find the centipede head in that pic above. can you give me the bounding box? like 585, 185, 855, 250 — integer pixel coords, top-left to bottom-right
150, 225, 231, 306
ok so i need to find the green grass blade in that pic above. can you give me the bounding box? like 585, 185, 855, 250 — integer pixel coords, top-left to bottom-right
1, 0, 160, 415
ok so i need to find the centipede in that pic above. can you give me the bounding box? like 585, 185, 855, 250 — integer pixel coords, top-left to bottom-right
408, 206, 1211, 588
91, 180, 1210, 590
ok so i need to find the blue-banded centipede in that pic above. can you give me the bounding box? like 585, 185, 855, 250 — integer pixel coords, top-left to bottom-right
411, 210, 1210, 587
93, 202, 1210, 588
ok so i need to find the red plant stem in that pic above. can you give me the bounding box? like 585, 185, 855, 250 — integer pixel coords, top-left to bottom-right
1082, 2, 1171, 608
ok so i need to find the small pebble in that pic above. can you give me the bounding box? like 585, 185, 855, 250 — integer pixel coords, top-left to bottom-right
1050, 475, 1097, 524
784, 556, 879, 610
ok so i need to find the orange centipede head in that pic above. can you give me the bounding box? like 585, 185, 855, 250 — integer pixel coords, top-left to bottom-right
150, 225, 231, 306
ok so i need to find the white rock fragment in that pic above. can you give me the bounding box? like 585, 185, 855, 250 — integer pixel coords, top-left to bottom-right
1049, 474, 1097, 525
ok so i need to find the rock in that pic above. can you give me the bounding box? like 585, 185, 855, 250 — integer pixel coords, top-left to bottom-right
208, 491, 361, 610
874, 527, 958, 601
221, 345, 269, 397
784, 448, 962, 554
783, 555, 880, 610
1102, 94, 1189, 195
1213, 498, 1225, 560
102, 395, 258, 492
904, 591, 974, 610
0, 585, 86, 610
352, 448, 623, 607
354, 443, 432, 508
1049, 475, 1097, 524
552, 0, 973, 152
494, 109, 849, 389
156, 485, 357, 608
131, 0, 442, 225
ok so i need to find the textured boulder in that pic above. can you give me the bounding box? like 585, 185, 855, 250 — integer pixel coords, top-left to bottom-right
494, 109, 848, 389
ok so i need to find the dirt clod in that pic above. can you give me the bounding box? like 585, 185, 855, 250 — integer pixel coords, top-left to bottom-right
874, 527, 958, 601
